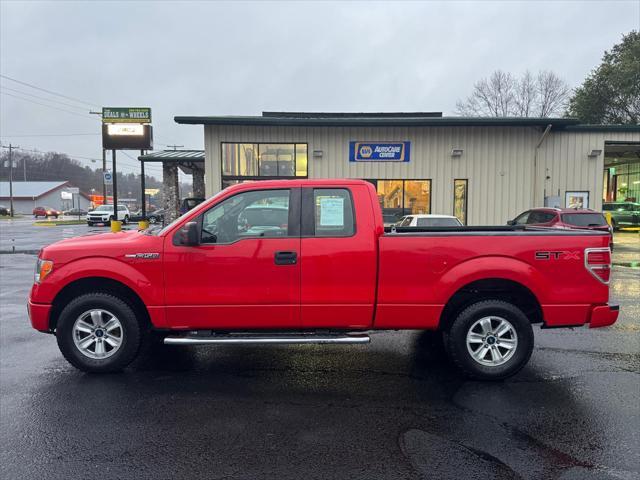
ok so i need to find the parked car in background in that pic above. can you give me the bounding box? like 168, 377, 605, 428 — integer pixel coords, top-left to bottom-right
63, 208, 87, 216
180, 197, 205, 215
395, 214, 463, 227
147, 208, 165, 224
508, 207, 612, 248
0, 205, 9, 216
33, 206, 60, 218
86, 204, 130, 226
602, 202, 640, 229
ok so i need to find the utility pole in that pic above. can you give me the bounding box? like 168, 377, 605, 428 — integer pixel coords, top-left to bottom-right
1, 144, 17, 217
23, 156, 26, 181
90, 110, 107, 206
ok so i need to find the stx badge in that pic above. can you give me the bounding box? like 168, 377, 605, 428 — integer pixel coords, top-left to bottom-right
535, 251, 580, 260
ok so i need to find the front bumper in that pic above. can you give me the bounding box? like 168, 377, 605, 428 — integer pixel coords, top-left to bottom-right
28, 300, 52, 332
589, 304, 619, 328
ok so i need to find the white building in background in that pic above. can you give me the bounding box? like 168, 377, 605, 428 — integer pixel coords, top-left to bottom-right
175, 112, 640, 225
0, 181, 91, 214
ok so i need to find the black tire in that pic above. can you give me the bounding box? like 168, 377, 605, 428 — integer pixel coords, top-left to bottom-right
56, 293, 143, 373
123, 215, 129, 225
87, 222, 93, 226
444, 300, 534, 381
149, 216, 157, 224
611, 219, 617, 231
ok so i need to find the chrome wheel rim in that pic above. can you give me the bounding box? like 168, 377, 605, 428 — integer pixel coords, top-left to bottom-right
72, 309, 123, 359
466, 316, 518, 366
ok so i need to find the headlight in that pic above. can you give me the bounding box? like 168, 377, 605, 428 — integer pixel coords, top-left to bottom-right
34, 258, 53, 284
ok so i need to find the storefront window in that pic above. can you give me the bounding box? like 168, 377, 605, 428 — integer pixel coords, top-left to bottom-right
221, 143, 307, 182
366, 179, 431, 225
222, 143, 258, 176
295, 144, 308, 177
404, 180, 430, 215
453, 179, 468, 225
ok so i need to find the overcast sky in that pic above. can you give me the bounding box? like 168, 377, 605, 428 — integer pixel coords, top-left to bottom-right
1, 0, 638, 177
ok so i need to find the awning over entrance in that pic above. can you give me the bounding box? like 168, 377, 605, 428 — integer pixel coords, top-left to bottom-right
137, 150, 205, 223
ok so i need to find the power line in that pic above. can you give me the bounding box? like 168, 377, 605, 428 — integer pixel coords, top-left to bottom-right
0, 86, 93, 112
0, 133, 100, 137
0, 74, 100, 107
1, 92, 99, 120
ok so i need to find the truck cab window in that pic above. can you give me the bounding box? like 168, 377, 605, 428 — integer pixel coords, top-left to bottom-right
201, 189, 291, 243
312, 188, 355, 237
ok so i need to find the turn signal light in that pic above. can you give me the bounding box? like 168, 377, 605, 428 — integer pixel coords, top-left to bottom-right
585, 248, 611, 284
34, 259, 54, 284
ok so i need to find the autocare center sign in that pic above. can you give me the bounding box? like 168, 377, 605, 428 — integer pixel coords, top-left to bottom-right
349, 141, 410, 162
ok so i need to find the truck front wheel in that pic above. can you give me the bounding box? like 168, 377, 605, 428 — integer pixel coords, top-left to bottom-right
56, 293, 142, 373
444, 300, 534, 380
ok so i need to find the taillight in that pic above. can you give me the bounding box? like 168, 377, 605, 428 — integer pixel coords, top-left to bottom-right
585, 248, 611, 284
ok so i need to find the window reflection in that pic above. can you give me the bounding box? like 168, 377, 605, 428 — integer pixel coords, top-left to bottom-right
295, 144, 308, 177
221, 143, 307, 180
369, 179, 431, 225
453, 179, 468, 225
222, 143, 258, 176
404, 180, 430, 215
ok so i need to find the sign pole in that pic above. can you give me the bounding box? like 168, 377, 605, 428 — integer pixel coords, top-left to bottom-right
140, 150, 146, 219
112, 150, 118, 222
102, 148, 107, 205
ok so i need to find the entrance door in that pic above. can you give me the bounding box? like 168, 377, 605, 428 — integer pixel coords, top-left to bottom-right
163, 188, 301, 329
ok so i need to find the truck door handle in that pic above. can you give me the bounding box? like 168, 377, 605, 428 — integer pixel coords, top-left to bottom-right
274, 251, 297, 265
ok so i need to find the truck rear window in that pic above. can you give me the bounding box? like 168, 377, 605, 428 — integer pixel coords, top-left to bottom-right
561, 213, 607, 227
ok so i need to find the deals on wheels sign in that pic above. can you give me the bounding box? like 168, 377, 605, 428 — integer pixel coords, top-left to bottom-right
349, 141, 411, 162
102, 107, 151, 124
102, 107, 153, 150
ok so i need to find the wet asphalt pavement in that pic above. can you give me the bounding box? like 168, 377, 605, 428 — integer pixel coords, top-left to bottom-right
0, 221, 639, 480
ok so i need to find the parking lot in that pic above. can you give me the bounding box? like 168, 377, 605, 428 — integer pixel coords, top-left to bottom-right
0, 220, 638, 480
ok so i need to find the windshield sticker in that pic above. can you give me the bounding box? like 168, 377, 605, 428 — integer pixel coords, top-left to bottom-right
319, 197, 344, 226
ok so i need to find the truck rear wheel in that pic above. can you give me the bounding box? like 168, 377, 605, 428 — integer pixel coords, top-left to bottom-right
444, 300, 533, 380
56, 293, 142, 373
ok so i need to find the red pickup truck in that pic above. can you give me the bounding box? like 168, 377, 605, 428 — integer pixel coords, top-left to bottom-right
28, 180, 618, 380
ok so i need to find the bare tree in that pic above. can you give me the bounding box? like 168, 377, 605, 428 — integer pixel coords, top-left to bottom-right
456, 70, 570, 117
514, 70, 536, 117
456, 70, 516, 117
536, 70, 571, 117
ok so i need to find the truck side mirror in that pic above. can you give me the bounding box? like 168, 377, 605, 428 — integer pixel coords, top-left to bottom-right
179, 222, 200, 246
507, 220, 516, 226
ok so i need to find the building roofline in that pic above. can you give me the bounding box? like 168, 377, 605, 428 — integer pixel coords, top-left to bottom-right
563, 124, 640, 132
174, 115, 581, 128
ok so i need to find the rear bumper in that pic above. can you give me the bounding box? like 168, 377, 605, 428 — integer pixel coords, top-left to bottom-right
542, 303, 619, 328
589, 304, 619, 328
28, 300, 52, 332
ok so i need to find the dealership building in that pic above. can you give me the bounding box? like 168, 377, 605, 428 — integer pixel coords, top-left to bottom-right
174, 112, 640, 225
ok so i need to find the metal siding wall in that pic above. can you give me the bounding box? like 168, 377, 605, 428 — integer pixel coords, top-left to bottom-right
537, 131, 640, 211
203, 125, 639, 224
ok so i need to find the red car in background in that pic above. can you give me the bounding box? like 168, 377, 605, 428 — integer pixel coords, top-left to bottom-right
508, 207, 613, 248
33, 206, 61, 218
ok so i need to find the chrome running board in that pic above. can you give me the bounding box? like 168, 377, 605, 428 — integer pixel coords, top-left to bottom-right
164, 332, 370, 345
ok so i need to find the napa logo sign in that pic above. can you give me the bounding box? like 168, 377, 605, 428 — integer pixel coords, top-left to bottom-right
349, 141, 410, 162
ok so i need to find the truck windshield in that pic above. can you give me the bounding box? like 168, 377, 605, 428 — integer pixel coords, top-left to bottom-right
93, 205, 113, 212
561, 213, 607, 227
